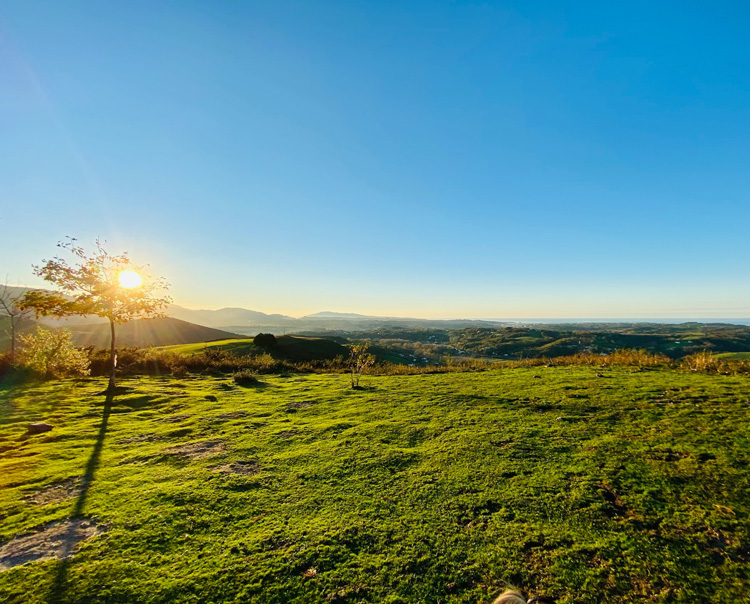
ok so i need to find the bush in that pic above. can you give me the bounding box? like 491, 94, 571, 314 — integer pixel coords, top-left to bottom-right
681, 351, 720, 372
254, 333, 277, 348
171, 365, 188, 378
0, 352, 13, 380
15, 327, 90, 379
233, 370, 260, 386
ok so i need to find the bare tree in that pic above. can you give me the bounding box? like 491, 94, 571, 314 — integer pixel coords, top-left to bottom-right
0, 279, 33, 359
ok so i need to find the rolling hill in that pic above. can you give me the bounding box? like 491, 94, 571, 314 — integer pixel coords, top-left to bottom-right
166, 305, 297, 328
160, 335, 350, 362
67, 317, 242, 349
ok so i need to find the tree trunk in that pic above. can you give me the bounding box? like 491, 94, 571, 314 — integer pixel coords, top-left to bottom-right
9, 319, 15, 360
108, 318, 116, 392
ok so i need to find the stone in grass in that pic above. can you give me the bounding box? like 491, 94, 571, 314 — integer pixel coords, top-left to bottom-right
0, 519, 106, 571
205, 395, 218, 402
27, 422, 53, 435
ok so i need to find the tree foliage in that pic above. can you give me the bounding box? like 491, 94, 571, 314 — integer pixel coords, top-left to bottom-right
17, 238, 170, 324
253, 333, 277, 348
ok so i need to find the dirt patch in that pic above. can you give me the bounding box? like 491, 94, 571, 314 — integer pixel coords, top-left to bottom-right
117, 433, 158, 444
163, 440, 226, 459
216, 411, 249, 420
0, 519, 106, 572
284, 401, 313, 413
160, 414, 193, 424
24, 478, 81, 506
212, 460, 260, 476
276, 430, 300, 439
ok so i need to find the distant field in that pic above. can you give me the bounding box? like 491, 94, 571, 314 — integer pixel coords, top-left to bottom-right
715, 352, 750, 360
160, 335, 351, 363
1, 367, 749, 603
159, 338, 250, 355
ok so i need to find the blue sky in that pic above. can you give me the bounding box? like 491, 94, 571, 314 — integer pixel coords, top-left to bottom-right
1, 1, 749, 318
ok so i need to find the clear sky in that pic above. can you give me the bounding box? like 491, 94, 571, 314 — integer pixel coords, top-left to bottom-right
1, 1, 749, 319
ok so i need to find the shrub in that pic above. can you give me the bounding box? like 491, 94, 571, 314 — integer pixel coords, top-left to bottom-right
171, 365, 188, 378
681, 351, 721, 373
233, 370, 260, 386
348, 343, 376, 388
15, 327, 90, 379
254, 333, 277, 348
0, 352, 13, 380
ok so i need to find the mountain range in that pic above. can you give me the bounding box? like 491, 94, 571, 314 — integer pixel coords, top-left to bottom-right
165, 305, 503, 333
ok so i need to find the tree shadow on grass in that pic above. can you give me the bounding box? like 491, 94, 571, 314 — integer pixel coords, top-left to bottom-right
0, 377, 79, 426
347, 384, 378, 392
47, 391, 113, 604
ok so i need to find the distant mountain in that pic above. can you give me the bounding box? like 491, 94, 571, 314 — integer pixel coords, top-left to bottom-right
67, 317, 241, 349
302, 311, 379, 319
166, 305, 296, 328
163, 305, 507, 334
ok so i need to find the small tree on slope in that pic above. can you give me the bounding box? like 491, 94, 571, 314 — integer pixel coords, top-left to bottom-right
0, 279, 34, 360
349, 343, 375, 389
18, 238, 171, 392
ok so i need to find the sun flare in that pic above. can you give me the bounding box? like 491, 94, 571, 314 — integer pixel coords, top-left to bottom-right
118, 270, 143, 289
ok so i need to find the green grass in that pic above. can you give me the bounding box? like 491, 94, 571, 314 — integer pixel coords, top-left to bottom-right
159, 335, 350, 363
715, 352, 750, 360
158, 338, 250, 355
1, 367, 750, 603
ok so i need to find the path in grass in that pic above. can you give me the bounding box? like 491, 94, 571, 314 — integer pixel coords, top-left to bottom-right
1, 367, 749, 603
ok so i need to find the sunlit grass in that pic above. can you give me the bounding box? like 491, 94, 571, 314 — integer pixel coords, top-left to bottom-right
1, 367, 749, 602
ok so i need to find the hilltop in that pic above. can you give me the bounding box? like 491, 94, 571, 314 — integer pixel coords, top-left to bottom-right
66, 318, 241, 349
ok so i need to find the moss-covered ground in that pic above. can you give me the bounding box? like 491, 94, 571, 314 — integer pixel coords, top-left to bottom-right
1, 367, 749, 603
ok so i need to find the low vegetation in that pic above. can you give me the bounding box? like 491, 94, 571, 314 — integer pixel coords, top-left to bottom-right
1, 366, 749, 602
303, 324, 750, 364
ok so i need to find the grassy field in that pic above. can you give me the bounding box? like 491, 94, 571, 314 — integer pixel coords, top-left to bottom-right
159, 336, 351, 363
158, 338, 251, 355
1, 367, 749, 603
715, 352, 750, 361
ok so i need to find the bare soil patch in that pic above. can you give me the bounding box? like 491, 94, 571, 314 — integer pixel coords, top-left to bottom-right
118, 433, 158, 444
163, 440, 226, 459
0, 519, 105, 571
216, 411, 249, 420
24, 478, 81, 506
212, 460, 260, 476
161, 414, 193, 424
284, 401, 314, 412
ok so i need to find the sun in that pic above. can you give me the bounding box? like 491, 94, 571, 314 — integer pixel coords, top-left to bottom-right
118, 270, 143, 289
